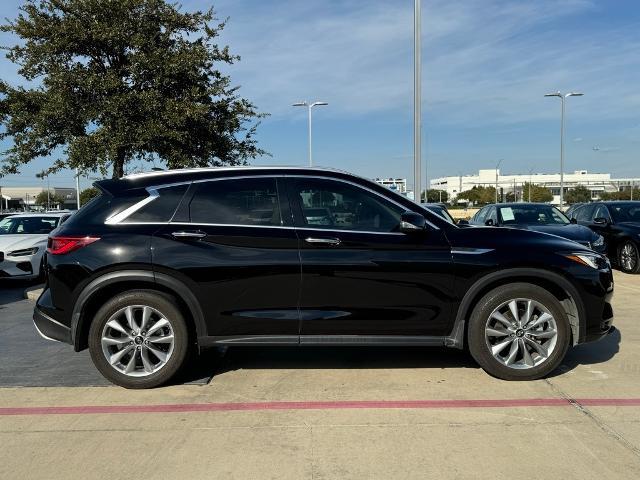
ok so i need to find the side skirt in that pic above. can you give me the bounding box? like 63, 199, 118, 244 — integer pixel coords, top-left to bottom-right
199, 334, 459, 347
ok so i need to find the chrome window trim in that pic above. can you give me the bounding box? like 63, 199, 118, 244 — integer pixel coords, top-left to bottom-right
109, 173, 441, 230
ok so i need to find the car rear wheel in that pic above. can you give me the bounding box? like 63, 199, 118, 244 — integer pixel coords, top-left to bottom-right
468, 283, 570, 381
88, 290, 189, 389
619, 240, 640, 274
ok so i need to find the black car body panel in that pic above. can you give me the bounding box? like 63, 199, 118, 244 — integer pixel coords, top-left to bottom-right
34, 167, 614, 354
570, 202, 640, 263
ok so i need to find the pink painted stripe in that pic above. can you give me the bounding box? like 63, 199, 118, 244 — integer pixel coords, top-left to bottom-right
1, 398, 639, 416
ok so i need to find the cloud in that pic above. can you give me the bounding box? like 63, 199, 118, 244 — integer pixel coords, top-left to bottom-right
198, 0, 638, 129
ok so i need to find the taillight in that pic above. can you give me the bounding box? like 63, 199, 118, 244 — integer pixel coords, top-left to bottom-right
47, 236, 100, 255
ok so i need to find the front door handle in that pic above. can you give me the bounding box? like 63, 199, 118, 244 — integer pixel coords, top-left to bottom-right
305, 237, 341, 246
171, 230, 207, 239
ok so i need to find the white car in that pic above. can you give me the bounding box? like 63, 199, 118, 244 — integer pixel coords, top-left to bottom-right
0, 212, 72, 279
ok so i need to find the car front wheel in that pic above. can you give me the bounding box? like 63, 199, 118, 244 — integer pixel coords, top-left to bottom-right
88, 290, 189, 388
468, 283, 570, 381
619, 240, 640, 274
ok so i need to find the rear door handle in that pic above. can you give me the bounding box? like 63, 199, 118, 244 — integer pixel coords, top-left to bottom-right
305, 237, 341, 246
171, 230, 207, 239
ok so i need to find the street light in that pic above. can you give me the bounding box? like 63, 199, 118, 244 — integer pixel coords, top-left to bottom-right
414, 0, 422, 203
528, 167, 534, 202
544, 91, 584, 208
292, 101, 328, 167
495, 159, 503, 203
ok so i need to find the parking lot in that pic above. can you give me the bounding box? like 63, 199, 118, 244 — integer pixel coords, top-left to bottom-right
0, 272, 639, 479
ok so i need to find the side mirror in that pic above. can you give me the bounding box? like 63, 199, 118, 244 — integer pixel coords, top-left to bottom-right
400, 211, 426, 233
485, 219, 494, 226
593, 217, 608, 225
457, 219, 469, 226
570, 217, 577, 224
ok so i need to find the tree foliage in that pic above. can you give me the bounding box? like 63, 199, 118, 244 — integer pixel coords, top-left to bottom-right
457, 186, 496, 205
0, 0, 266, 179
35, 190, 66, 208
422, 189, 449, 203
599, 188, 640, 201
80, 186, 100, 206
565, 185, 592, 204
520, 183, 553, 203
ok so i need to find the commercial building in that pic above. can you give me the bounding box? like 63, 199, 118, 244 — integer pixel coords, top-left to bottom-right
430, 169, 640, 204
0, 186, 77, 211
374, 178, 408, 195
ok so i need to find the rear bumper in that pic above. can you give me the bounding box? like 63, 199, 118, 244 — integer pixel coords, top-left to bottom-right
33, 288, 72, 345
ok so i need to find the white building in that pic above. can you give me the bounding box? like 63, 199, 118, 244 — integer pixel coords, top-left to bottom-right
430, 169, 640, 205
0, 186, 77, 211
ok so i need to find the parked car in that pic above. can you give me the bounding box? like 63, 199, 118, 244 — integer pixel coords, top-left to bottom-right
469, 203, 606, 254
569, 201, 640, 273
564, 203, 585, 220
34, 167, 614, 388
421, 202, 456, 224
0, 212, 72, 279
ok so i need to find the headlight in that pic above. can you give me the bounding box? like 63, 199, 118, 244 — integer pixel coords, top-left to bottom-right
7, 247, 39, 257
592, 235, 604, 248
564, 252, 608, 270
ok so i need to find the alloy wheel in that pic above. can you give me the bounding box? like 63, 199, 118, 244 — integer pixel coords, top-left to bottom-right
484, 298, 558, 370
100, 305, 175, 377
621, 243, 638, 272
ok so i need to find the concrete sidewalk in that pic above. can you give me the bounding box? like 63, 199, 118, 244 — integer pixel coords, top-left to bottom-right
1, 271, 639, 479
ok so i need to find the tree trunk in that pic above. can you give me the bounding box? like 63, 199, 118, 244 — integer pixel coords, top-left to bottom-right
112, 149, 126, 179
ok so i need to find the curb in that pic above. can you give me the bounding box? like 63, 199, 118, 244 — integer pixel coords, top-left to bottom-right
23, 286, 44, 301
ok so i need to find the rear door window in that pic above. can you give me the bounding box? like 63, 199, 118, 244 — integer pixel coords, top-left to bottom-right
128, 184, 189, 223
188, 178, 282, 226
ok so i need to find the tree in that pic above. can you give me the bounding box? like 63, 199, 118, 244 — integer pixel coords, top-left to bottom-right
565, 185, 592, 204
80, 187, 100, 206
457, 186, 496, 205
521, 183, 553, 203
35, 190, 66, 208
422, 189, 449, 203
0, 0, 266, 179
600, 188, 640, 201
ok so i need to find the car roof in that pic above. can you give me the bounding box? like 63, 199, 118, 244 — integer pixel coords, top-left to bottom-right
3, 212, 71, 219
489, 203, 554, 208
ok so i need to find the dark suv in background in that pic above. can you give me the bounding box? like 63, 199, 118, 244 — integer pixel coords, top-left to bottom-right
569, 201, 640, 273
34, 167, 614, 388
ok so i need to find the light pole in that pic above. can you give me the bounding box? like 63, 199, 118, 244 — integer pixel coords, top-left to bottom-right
414, 0, 422, 203
528, 167, 534, 202
292, 101, 328, 167
495, 159, 503, 203
75, 168, 81, 210
544, 91, 584, 208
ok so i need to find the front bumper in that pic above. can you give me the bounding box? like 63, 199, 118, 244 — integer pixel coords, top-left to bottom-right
0, 252, 39, 278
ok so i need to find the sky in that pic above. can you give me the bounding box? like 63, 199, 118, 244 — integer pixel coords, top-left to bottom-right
0, 0, 639, 191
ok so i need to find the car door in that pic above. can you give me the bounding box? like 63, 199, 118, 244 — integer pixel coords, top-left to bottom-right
588, 204, 613, 239
152, 176, 301, 341
286, 176, 455, 340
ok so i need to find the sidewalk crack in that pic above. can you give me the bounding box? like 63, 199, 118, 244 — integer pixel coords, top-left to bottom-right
544, 378, 640, 458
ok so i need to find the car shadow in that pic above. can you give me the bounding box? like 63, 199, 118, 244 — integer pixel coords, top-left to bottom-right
174, 345, 479, 385
176, 330, 623, 385
548, 327, 621, 377
0, 279, 42, 306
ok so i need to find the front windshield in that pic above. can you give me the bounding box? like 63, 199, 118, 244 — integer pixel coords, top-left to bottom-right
608, 203, 640, 223
0, 216, 59, 234
497, 205, 569, 225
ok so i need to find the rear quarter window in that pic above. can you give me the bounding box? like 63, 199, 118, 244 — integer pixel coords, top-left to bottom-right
127, 184, 189, 223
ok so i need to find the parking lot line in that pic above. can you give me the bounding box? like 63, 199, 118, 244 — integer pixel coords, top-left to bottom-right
2, 397, 640, 416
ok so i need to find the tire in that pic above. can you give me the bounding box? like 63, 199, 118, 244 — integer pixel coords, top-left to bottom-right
468, 283, 570, 381
618, 240, 640, 274
88, 290, 190, 389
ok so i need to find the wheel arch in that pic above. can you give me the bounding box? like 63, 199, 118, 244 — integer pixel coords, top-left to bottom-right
71, 270, 206, 352
450, 268, 585, 349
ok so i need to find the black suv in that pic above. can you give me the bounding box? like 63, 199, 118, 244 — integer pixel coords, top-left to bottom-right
34, 167, 614, 388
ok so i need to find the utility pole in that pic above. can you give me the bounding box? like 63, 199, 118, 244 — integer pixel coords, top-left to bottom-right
75, 168, 81, 209
292, 101, 328, 167
544, 91, 584, 208
0, 185, 3, 214
495, 159, 503, 204
413, 0, 422, 203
